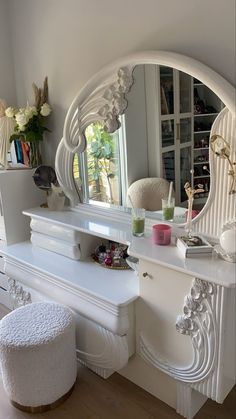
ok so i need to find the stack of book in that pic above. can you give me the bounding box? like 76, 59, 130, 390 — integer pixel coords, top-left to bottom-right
7, 140, 30, 168
176, 235, 213, 258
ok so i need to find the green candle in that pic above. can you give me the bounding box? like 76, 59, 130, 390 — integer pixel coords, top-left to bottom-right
163, 206, 174, 221
162, 197, 175, 221
132, 217, 145, 236
131, 208, 145, 237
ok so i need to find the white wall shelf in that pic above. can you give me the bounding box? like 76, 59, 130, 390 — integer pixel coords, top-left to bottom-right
22, 207, 236, 288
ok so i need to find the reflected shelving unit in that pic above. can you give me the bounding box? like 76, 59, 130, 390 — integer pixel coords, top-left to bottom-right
192, 78, 223, 209
155, 70, 224, 210
159, 66, 192, 205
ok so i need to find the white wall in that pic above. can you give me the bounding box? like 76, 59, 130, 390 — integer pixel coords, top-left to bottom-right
0, 0, 16, 105
6, 0, 236, 165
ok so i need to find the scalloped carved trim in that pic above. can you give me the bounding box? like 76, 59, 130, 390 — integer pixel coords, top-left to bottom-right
8, 278, 32, 309
55, 140, 80, 206
78, 359, 114, 379
194, 108, 236, 237
76, 325, 129, 372
63, 65, 134, 153
99, 67, 134, 132
139, 278, 222, 384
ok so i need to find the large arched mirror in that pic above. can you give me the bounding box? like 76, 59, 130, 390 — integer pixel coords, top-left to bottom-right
72, 64, 224, 222
55, 51, 235, 237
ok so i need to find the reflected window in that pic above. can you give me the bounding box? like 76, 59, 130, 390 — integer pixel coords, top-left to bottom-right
74, 122, 125, 206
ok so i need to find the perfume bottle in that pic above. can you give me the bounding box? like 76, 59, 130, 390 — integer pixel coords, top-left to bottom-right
113, 249, 121, 266
104, 250, 112, 266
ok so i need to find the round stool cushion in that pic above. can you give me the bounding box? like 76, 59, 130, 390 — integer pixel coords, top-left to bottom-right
0, 302, 77, 408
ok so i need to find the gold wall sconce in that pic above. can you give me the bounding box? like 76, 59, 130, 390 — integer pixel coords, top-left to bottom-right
210, 134, 236, 194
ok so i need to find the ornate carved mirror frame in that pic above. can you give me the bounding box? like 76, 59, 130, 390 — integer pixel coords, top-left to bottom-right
55, 51, 236, 238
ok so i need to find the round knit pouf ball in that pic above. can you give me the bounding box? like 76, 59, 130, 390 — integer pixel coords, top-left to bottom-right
0, 302, 77, 412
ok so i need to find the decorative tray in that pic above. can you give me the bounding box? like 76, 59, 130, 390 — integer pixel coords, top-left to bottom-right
91, 254, 131, 270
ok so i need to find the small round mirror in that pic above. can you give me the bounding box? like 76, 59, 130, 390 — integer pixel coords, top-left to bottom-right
32, 165, 57, 191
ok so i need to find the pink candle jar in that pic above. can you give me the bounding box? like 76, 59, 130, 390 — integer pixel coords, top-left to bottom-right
152, 224, 172, 245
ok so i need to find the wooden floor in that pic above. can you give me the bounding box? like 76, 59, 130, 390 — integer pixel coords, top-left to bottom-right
0, 306, 235, 419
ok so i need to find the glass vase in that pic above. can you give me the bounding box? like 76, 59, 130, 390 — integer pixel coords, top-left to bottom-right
30, 141, 42, 168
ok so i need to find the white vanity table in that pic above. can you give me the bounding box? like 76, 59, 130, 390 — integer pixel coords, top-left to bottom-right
1, 205, 235, 418
0, 51, 235, 419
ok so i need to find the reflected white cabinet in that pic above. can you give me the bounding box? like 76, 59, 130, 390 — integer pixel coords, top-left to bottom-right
145, 65, 193, 205
192, 79, 223, 209
145, 66, 223, 208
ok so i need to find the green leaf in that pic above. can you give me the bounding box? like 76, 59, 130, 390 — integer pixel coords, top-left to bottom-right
24, 131, 43, 142
9, 133, 22, 143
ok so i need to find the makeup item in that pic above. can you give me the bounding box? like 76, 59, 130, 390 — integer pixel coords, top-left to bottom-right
104, 250, 112, 266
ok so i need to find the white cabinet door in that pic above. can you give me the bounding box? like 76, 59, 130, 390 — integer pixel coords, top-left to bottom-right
137, 259, 194, 368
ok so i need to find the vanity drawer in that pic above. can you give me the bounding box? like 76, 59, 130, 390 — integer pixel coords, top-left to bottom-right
0, 272, 8, 290
0, 256, 5, 273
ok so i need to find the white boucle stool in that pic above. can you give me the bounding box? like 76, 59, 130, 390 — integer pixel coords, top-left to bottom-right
0, 302, 77, 413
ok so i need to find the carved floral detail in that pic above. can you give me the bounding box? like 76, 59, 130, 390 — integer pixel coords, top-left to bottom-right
8, 278, 32, 309
139, 277, 219, 384
176, 278, 213, 334
98, 67, 134, 133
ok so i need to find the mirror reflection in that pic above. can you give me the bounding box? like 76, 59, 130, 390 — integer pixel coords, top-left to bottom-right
73, 64, 224, 222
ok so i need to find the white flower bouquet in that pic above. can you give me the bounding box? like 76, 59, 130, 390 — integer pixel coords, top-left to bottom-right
5, 77, 51, 167
5, 77, 51, 144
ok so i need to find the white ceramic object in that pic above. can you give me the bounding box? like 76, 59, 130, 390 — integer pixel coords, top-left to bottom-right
220, 229, 236, 254
47, 184, 65, 211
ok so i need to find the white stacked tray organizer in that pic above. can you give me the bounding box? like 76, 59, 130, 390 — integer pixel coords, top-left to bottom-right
0, 169, 44, 309
30, 217, 102, 261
